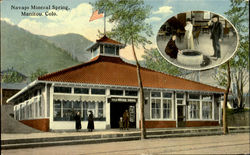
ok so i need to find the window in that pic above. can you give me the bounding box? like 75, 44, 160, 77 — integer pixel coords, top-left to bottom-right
202, 101, 212, 119
63, 101, 73, 121
151, 99, 161, 119
34, 99, 38, 117
105, 45, 116, 55
30, 103, 33, 118
34, 90, 38, 96
98, 101, 104, 119
125, 90, 138, 96
177, 100, 184, 104
151, 91, 173, 119
54, 87, 72, 93
177, 93, 184, 99
16, 109, 19, 120
39, 98, 42, 117
92, 47, 99, 57
74, 88, 89, 94
189, 101, 200, 119
53, 100, 62, 121
116, 47, 119, 55
202, 95, 213, 119
151, 92, 161, 97
54, 100, 105, 121
91, 88, 105, 95
25, 103, 28, 119
163, 99, 172, 119
20, 105, 23, 120
163, 92, 172, 98
110, 89, 123, 96
100, 45, 104, 54
73, 101, 81, 115
189, 94, 200, 100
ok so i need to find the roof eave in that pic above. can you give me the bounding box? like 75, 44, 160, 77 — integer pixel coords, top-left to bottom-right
6, 80, 40, 103
86, 42, 99, 51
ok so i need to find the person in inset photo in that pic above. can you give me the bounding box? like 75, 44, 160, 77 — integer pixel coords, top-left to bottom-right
184, 18, 194, 50
165, 34, 182, 59
208, 15, 223, 59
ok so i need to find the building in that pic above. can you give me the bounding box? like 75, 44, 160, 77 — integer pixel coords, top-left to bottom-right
1, 83, 28, 105
7, 36, 225, 132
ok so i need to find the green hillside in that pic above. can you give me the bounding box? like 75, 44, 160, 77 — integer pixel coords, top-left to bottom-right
41, 33, 93, 62
1, 21, 79, 76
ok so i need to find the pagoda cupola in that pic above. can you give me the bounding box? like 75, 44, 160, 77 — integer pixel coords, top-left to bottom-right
86, 35, 125, 58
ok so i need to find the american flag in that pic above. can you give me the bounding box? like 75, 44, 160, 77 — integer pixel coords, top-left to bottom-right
89, 9, 104, 22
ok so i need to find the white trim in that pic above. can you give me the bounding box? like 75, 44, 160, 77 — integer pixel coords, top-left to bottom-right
185, 119, 218, 121
44, 84, 47, 117
7, 80, 38, 103
38, 80, 224, 94
150, 91, 174, 120
49, 84, 54, 130
212, 95, 215, 120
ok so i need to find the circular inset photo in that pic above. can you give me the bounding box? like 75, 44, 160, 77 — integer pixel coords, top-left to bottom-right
156, 11, 239, 70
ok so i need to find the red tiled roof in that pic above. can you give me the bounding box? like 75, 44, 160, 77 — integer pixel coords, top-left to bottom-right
38, 55, 225, 93
96, 35, 123, 45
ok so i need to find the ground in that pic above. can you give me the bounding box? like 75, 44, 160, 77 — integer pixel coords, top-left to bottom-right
2, 133, 249, 155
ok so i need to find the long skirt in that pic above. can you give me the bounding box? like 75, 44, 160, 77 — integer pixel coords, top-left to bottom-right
184, 32, 194, 50
87, 120, 94, 130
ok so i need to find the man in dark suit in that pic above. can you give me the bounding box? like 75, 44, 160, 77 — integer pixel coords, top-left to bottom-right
208, 15, 223, 59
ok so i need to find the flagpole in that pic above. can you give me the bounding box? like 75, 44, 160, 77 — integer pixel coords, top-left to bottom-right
104, 9, 106, 35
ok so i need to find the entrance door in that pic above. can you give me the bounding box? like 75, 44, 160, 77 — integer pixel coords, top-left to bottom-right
177, 105, 186, 127
110, 102, 136, 128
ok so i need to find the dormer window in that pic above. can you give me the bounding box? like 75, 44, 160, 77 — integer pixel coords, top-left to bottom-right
86, 35, 125, 58
104, 45, 119, 56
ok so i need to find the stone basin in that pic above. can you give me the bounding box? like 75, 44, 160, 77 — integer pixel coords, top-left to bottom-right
177, 50, 204, 66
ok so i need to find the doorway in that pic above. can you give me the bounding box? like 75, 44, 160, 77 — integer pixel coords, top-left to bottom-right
177, 105, 186, 127
110, 102, 136, 128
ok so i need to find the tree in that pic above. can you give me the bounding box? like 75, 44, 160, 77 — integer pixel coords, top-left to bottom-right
213, 0, 249, 109
142, 48, 181, 75
212, 0, 249, 134
92, 0, 153, 139
223, 61, 231, 134
1, 70, 25, 83
225, 0, 249, 109
30, 68, 48, 81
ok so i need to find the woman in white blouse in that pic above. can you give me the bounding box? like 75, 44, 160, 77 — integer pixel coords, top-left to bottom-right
184, 18, 194, 50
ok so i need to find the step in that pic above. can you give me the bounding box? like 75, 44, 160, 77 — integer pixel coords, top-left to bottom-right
1, 136, 141, 150
2, 127, 249, 150
1, 133, 138, 145
147, 131, 224, 139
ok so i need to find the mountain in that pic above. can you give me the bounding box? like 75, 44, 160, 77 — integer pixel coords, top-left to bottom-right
1, 21, 79, 76
41, 33, 93, 62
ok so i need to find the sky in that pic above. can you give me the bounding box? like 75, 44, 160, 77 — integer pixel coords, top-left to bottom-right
0, 0, 232, 60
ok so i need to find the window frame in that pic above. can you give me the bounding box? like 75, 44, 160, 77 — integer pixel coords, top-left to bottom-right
188, 94, 201, 120
150, 91, 174, 120
201, 95, 213, 120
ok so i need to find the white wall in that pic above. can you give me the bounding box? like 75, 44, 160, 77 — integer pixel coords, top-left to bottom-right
50, 121, 106, 130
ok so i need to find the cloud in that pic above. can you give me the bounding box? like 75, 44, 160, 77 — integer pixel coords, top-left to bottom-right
16, 3, 156, 61
1, 17, 14, 25
17, 3, 112, 42
146, 16, 162, 23
153, 6, 173, 15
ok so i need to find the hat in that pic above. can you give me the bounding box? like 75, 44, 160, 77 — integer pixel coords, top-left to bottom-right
212, 15, 219, 19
